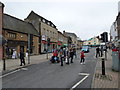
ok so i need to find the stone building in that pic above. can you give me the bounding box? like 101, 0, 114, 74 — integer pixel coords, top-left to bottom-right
63, 31, 77, 48
25, 11, 58, 53
83, 36, 100, 47
58, 31, 68, 49
116, 13, 120, 47
0, 2, 4, 59
77, 37, 83, 49
3, 14, 39, 58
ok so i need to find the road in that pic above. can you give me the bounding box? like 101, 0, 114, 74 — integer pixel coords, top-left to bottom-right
2, 48, 97, 89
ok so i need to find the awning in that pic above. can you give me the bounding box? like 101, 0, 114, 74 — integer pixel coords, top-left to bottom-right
63, 44, 68, 46
42, 40, 47, 44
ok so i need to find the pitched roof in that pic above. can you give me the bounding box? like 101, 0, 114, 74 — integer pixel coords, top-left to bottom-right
65, 32, 77, 38
3, 14, 39, 36
25, 11, 57, 29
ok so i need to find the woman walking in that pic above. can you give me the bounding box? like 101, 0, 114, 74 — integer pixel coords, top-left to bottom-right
80, 50, 85, 64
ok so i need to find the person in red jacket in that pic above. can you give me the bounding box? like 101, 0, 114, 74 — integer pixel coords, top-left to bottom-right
80, 50, 85, 64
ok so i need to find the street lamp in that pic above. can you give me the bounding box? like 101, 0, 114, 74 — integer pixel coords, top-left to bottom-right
0, 35, 7, 70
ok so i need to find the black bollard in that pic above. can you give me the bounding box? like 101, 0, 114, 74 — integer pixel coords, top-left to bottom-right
3, 58, 6, 70
102, 58, 105, 75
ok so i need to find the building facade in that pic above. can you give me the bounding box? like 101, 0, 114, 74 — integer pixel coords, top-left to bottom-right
0, 2, 4, 60
77, 37, 83, 49
25, 11, 58, 53
63, 31, 77, 48
83, 37, 100, 47
58, 31, 68, 49
3, 14, 39, 58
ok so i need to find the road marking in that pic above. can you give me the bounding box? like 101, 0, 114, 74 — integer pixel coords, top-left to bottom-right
0, 69, 21, 78
21, 68, 28, 71
70, 73, 89, 90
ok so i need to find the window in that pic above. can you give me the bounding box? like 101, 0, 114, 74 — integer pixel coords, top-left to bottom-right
8, 32, 16, 39
42, 19, 46, 23
47, 22, 50, 25
51, 24, 54, 27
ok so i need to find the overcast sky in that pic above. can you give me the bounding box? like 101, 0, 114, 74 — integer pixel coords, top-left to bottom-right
1, 0, 119, 40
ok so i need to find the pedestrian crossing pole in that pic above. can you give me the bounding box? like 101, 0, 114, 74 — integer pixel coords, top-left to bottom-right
102, 58, 105, 75
28, 34, 30, 64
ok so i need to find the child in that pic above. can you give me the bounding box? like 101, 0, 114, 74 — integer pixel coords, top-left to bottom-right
80, 50, 85, 64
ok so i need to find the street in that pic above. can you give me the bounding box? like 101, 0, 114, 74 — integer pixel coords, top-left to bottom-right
2, 48, 97, 88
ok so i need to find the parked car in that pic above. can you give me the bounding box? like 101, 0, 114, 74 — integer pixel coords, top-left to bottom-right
81, 46, 89, 53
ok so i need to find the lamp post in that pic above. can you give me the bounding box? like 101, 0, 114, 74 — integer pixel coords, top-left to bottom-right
28, 34, 30, 64
0, 35, 7, 70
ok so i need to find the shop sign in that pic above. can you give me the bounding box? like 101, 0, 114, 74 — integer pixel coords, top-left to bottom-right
42, 35, 46, 40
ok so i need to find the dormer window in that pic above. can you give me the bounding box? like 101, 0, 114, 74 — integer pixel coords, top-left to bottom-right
47, 22, 50, 25
51, 24, 54, 27
42, 19, 46, 23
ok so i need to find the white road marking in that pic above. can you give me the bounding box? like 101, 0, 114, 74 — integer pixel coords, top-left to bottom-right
78, 73, 89, 76
70, 73, 89, 90
0, 69, 21, 78
21, 68, 28, 71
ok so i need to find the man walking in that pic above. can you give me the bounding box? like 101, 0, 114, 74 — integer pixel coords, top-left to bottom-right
96, 47, 100, 58
20, 49, 25, 66
69, 49, 74, 63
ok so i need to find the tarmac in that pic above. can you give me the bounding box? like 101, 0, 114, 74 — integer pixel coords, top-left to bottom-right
0, 53, 52, 73
0, 50, 120, 88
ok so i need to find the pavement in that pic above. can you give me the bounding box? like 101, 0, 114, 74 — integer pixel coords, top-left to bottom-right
0, 49, 119, 88
91, 49, 120, 88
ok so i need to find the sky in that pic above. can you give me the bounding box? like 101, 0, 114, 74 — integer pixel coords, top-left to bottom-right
1, 0, 120, 40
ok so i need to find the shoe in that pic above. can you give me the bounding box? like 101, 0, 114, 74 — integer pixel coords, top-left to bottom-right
20, 65, 22, 66
80, 63, 83, 64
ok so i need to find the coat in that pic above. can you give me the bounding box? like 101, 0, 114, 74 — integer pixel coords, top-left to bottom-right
80, 51, 85, 58
20, 52, 25, 59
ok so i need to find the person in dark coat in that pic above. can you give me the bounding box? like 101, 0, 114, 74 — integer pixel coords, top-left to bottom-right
96, 47, 100, 58
20, 50, 25, 66
69, 49, 74, 63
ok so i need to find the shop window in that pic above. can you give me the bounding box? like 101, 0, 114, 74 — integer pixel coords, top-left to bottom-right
8, 32, 16, 39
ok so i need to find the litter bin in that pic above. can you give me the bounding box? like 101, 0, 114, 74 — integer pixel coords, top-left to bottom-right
112, 50, 120, 72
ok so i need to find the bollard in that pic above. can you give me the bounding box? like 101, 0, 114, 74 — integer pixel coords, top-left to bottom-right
3, 57, 6, 70
102, 58, 105, 75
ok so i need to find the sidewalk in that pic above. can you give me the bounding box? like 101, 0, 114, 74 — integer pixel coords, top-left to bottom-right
0, 53, 52, 73
91, 49, 119, 88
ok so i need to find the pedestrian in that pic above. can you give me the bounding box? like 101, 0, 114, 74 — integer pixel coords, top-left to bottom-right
25, 51, 28, 60
96, 47, 100, 58
69, 49, 74, 63
12, 49, 17, 59
59, 47, 64, 66
65, 47, 69, 64
80, 50, 85, 64
20, 49, 25, 66
73, 48, 77, 58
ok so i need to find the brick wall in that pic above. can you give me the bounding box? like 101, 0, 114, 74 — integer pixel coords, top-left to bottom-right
0, 3, 4, 60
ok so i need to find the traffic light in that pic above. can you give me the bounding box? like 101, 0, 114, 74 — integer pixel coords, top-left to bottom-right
101, 33, 104, 42
47, 38, 50, 46
101, 32, 108, 42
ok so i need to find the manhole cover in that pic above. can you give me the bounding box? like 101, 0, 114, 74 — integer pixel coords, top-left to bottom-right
95, 73, 112, 81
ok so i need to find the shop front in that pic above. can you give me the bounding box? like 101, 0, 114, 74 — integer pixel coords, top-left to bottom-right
5, 40, 27, 59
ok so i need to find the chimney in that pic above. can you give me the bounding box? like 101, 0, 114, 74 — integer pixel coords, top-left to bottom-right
0, 2, 4, 60
63, 30, 65, 34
